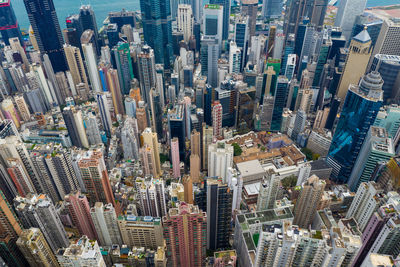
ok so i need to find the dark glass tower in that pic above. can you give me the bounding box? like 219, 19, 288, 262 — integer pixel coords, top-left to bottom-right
271, 76, 289, 131
210, 0, 230, 40
24, 0, 67, 72
140, 0, 173, 69
327, 72, 384, 183
79, 5, 101, 55
0, 0, 22, 45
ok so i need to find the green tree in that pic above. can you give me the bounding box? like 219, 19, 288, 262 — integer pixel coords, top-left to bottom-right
301, 147, 313, 161
232, 143, 243, 156
281, 175, 298, 188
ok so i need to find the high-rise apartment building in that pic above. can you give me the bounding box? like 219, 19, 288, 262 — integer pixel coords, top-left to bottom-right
14, 194, 69, 253
23, 0, 67, 72
163, 203, 207, 267
77, 149, 115, 205
114, 42, 134, 95
17, 228, 60, 267
257, 171, 280, 211
212, 101, 223, 138
118, 215, 164, 249
135, 177, 167, 218
138, 45, 156, 103
64, 44, 90, 97
142, 128, 162, 177
202, 124, 213, 170
62, 106, 89, 148
90, 202, 122, 246
171, 138, 181, 178
65, 191, 98, 240
327, 72, 383, 183
208, 142, 233, 183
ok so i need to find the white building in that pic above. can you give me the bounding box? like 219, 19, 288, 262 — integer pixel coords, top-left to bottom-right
82, 43, 102, 92
229, 41, 242, 73
334, 0, 367, 41
177, 4, 194, 43
208, 142, 234, 183
203, 4, 223, 47
90, 202, 122, 246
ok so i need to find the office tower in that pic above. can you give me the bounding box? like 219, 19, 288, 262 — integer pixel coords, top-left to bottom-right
113, 43, 134, 95
209, 0, 229, 40
334, 0, 367, 41
234, 16, 249, 69
284, 0, 310, 35
336, 29, 372, 101
125, 97, 137, 117
372, 18, 400, 60
171, 138, 181, 178
348, 127, 395, 192
1, 98, 20, 128
78, 150, 115, 205
17, 228, 60, 267
212, 101, 223, 138
82, 43, 102, 93
200, 36, 219, 87
118, 216, 164, 249
229, 42, 241, 73
140, 0, 173, 68
14, 194, 69, 253
262, 0, 283, 18
106, 23, 119, 48
346, 182, 385, 231
163, 203, 207, 267
256, 172, 280, 211
142, 128, 162, 175
183, 175, 194, 204
138, 45, 156, 103
168, 104, 186, 159
291, 109, 307, 142
65, 191, 97, 239
63, 28, 81, 49
135, 177, 167, 218
293, 175, 325, 228
294, 88, 313, 113
271, 76, 289, 131
90, 202, 122, 246
109, 9, 135, 31
0, 1, 22, 45
207, 178, 232, 250
369, 54, 400, 103
327, 72, 383, 183
285, 54, 296, 81
96, 93, 113, 137
351, 15, 382, 47
121, 120, 140, 161
150, 89, 163, 137
177, 4, 194, 43
64, 44, 89, 97
310, 0, 329, 30
203, 4, 224, 46
0, 190, 27, 267
62, 106, 89, 148
208, 142, 233, 183
57, 236, 106, 266
24, 0, 67, 72
241, 0, 257, 38
107, 68, 125, 115
202, 124, 213, 170
79, 5, 100, 53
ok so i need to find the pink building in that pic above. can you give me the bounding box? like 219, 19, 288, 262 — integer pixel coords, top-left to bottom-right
163, 202, 207, 267
212, 101, 222, 139
171, 138, 180, 178
65, 191, 98, 240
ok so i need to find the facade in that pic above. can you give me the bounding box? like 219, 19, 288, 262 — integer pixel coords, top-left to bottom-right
135, 177, 167, 218
16, 228, 60, 267
212, 101, 223, 138
334, 0, 367, 41
90, 202, 122, 246
327, 72, 383, 183
241, 0, 257, 38
372, 18, 400, 61
208, 142, 233, 182
207, 178, 232, 250
177, 4, 194, 43
203, 4, 224, 46
293, 175, 326, 228
163, 203, 207, 267
113, 43, 134, 95
118, 215, 164, 249
138, 45, 157, 103
171, 138, 181, 178
257, 172, 280, 211
0, 0, 22, 45
23, 0, 67, 72
142, 128, 162, 177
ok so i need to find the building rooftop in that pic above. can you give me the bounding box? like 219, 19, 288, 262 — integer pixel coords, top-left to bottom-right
236, 160, 265, 178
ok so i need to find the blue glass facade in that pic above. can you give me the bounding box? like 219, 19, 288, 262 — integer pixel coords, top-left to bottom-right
24, 0, 67, 72
140, 0, 173, 69
327, 75, 383, 183
271, 76, 289, 131
210, 0, 229, 40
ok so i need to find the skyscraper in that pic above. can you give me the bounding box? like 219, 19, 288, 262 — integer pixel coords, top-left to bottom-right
62, 106, 89, 148
200, 36, 219, 87
208, 142, 233, 183
171, 138, 181, 178
207, 178, 232, 250
57, 236, 106, 266
90, 202, 122, 246
271, 76, 289, 131
209, 0, 229, 40
17, 228, 60, 267
203, 4, 224, 46
135, 177, 167, 218
212, 101, 223, 138
262, 0, 283, 18
79, 5, 100, 54
78, 149, 115, 206
0, 0, 22, 45
327, 72, 384, 183
241, 0, 257, 38
334, 0, 367, 41
336, 29, 372, 101
142, 128, 162, 177
163, 203, 207, 267
14, 194, 69, 253
138, 45, 156, 103
23, 0, 67, 72
293, 175, 326, 228
256, 171, 280, 211
168, 104, 187, 159
177, 4, 194, 43
140, 0, 173, 68
82, 41, 102, 93
96, 93, 113, 137
371, 17, 400, 60
64, 44, 90, 98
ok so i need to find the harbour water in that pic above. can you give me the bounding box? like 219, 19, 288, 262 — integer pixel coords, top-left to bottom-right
11, 0, 400, 30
